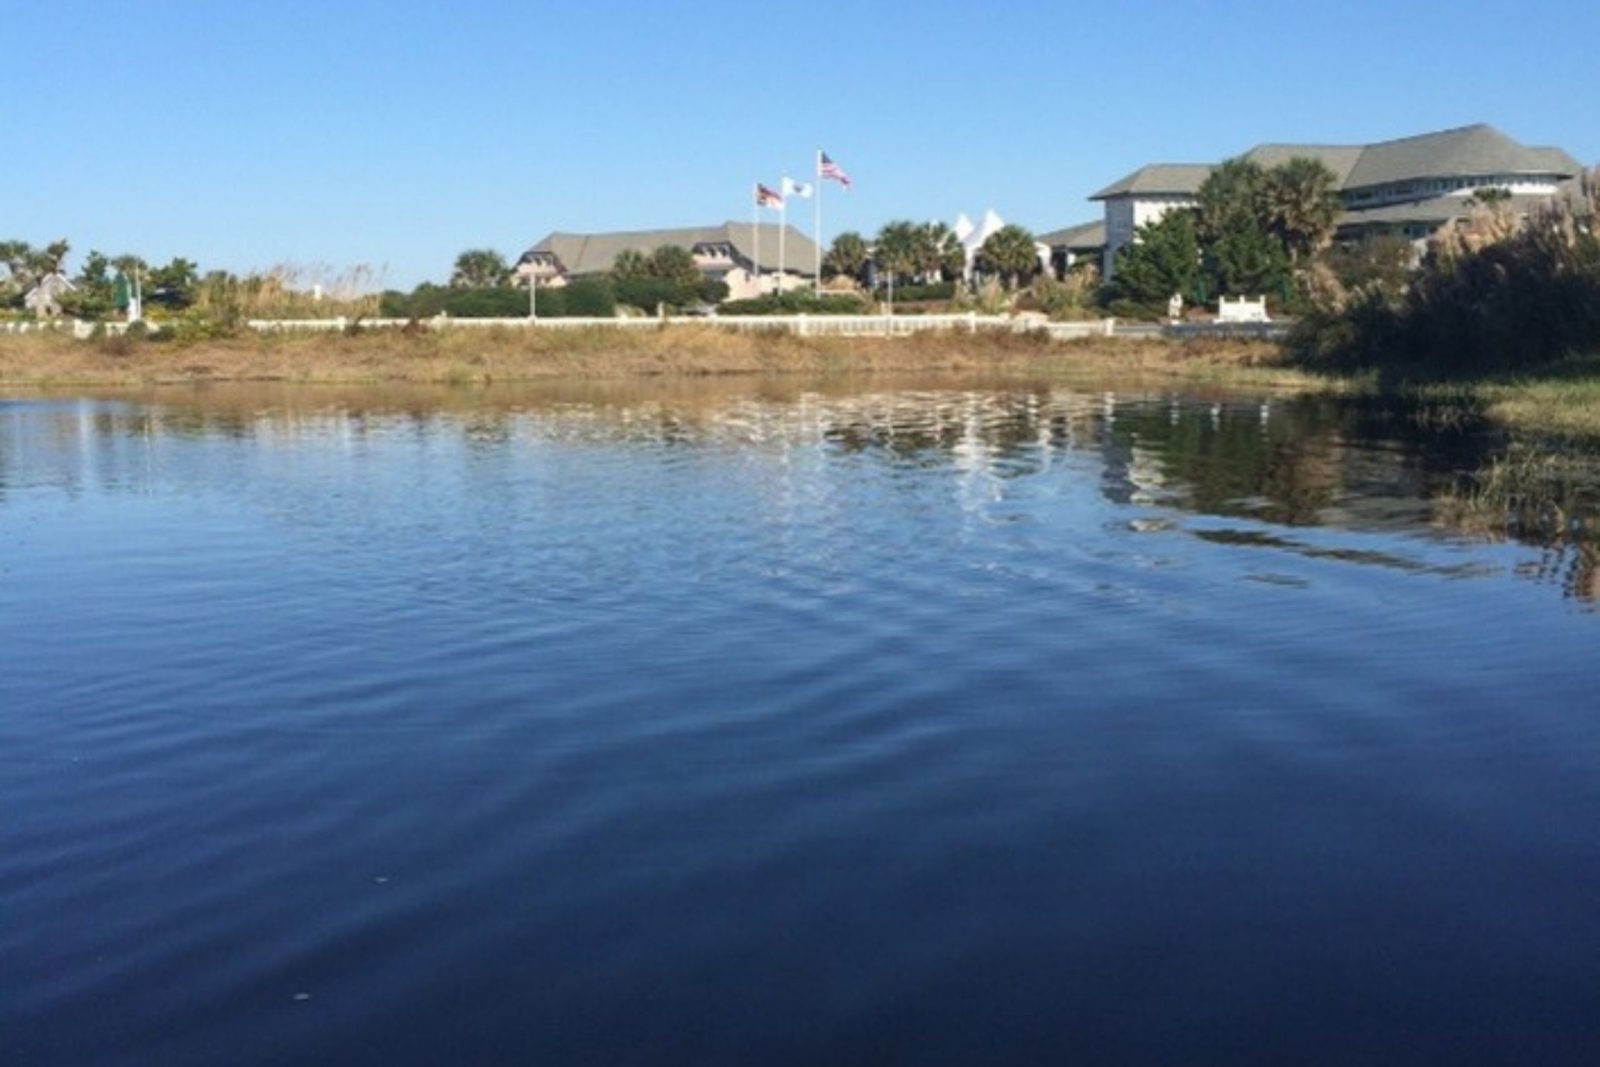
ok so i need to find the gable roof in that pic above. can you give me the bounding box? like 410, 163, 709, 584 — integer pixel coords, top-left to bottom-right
1091, 164, 1214, 200
522, 223, 819, 276
1243, 143, 1365, 185
1091, 124, 1582, 202
1038, 219, 1106, 251
1342, 124, 1573, 188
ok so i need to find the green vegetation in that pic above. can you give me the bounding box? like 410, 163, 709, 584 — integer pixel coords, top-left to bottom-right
450, 249, 512, 288
1112, 155, 1341, 311
976, 225, 1041, 289
1109, 211, 1199, 310
822, 232, 869, 283
1290, 170, 1600, 378
720, 291, 868, 316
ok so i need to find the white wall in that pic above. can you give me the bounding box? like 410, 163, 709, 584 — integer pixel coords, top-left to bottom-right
1102, 195, 1198, 280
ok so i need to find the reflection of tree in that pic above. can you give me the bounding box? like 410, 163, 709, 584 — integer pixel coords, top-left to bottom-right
7, 382, 1600, 607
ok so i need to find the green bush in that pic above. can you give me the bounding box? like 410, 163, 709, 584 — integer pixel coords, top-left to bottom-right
1289, 193, 1600, 377
613, 276, 684, 313
878, 281, 955, 302
561, 278, 615, 317
720, 291, 868, 316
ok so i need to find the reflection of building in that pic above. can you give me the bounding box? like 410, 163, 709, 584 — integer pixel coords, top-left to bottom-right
514, 223, 819, 299
1075, 124, 1586, 280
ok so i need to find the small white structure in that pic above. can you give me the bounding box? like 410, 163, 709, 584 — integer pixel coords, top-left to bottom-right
1217, 296, 1270, 323
952, 209, 1053, 280
23, 272, 75, 319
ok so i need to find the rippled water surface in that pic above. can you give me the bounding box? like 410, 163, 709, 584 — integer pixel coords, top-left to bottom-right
4, 378, 1600, 1065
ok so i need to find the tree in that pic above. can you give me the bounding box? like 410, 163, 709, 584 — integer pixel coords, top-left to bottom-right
647, 245, 700, 289
1113, 210, 1200, 305
148, 257, 200, 309
977, 225, 1041, 289
912, 222, 964, 281
612, 249, 650, 280
822, 232, 869, 281
1262, 157, 1342, 264
1208, 217, 1290, 298
1195, 158, 1267, 246
450, 248, 510, 288
873, 221, 920, 287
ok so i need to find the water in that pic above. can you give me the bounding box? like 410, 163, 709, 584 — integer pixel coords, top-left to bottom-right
3, 378, 1599, 1065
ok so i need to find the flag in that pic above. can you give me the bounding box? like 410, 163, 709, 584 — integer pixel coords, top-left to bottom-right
818, 151, 852, 189
782, 177, 813, 199
755, 183, 783, 208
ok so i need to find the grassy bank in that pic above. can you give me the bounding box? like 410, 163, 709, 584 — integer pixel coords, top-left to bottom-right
4, 328, 1596, 439
0, 326, 1298, 388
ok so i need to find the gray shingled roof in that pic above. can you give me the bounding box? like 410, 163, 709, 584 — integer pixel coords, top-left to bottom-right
1243, 143, 1365, 184
1336, 192, 1576, 228
1092, 124, 1582, 201
1342, 124, 1570, 188
1037, 219, 1106, 250
1090, 164, 1215, 200
522, 223, 819, 276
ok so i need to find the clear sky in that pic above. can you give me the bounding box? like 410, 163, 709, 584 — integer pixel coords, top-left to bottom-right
5, 0, 1596, 288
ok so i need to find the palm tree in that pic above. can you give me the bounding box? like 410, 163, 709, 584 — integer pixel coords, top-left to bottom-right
612, 249, 650, 280
1196, 157, 1267, 245
822, 232, 869, 282
450, 248, 510, 288
977, 225, 1041, 289
1262, 157, 1342, 264
873, 221, 920, 291
913, 222, 964, 282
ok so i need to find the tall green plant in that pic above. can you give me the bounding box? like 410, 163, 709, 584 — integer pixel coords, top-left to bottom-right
1112, 210, 1200, 305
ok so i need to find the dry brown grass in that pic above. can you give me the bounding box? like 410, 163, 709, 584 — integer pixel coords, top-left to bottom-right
0, 327, 1298, 388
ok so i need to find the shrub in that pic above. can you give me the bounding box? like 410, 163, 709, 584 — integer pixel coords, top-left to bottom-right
720, 291, 869, 316
561, 278, 615, 317
878, 281, 956, 303
613, 276, 685, 313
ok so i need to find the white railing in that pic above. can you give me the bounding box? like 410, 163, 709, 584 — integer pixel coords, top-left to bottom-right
242, 313, 1121, 339
4, 314, 1123, 340
0, 319, 155, 338
1217, 297, 1271, 324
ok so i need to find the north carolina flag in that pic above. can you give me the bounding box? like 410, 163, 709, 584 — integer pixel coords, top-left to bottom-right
755, 183, 783, 208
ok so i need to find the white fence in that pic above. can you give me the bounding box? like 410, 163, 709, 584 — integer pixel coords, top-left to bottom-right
0, 319, 153, 338
243, 313, 1120, 340
4, 313, 1122, 341
1217, 297, 1270, 324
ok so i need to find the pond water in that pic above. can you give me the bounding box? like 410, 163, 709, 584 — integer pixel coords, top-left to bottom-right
3, 378, 1599, 1065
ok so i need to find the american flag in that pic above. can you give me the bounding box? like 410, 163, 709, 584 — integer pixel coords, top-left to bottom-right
755, 183, 784, 208
818, 151, 852, 189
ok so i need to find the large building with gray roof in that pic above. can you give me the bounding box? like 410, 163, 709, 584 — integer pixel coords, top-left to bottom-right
1081, 123, 1584, 280
516, 222, 819, 301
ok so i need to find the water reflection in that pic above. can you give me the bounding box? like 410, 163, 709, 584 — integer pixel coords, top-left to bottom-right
4, 378, 1599, 605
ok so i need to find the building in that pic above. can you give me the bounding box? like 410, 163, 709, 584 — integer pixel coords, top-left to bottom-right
1037, 220, 1107, 278
23, 271, 75, 318
515, 223, 819, 301
1084, 124, 1585, 279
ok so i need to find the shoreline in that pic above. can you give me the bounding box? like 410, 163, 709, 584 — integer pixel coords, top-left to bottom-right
3, 328, 1597, 439
0, 327, 1308, 388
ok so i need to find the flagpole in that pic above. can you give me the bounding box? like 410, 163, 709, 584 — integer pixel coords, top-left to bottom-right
753, 185, 761, 293
779, 197, 787, 293
814, 149, 823, 295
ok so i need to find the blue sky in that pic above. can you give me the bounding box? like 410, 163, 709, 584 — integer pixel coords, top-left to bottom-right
6, 0, 1596, 288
